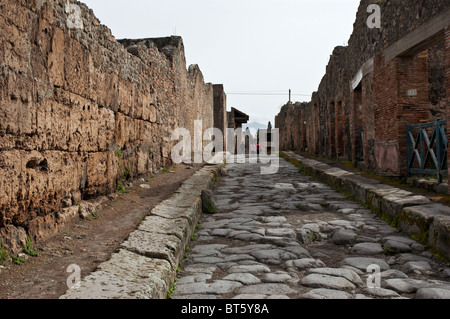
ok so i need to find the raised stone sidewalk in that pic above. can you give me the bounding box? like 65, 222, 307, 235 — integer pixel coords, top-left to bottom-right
60, 165, 221, 299
282, 152, 450, 262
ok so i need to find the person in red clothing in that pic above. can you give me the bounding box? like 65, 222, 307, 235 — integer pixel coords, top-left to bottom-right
256, 143, 260, 155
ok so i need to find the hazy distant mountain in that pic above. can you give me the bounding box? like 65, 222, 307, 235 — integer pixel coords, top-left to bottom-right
242, 122, 267, 136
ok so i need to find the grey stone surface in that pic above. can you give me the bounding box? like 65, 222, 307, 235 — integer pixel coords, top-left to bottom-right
340, 257, 390, 271
228, 264, 271, 274
266, 228, 296, 238
434, 183, 448, 195
283, 258, 326, 270
402, 261, 432, 274
171, 157, 450, 300
428, 215, 450, 262
177, 274, 212, 285
382, 278, 430, 293
330, 229, 358, 245
351, 242, 384, 255
120, 230, 182, 269
201, 189, 216, 214
382, 236, 417, 247
236, 283, 297, 295
302, 288, 352, 299
296, 228, 315, 244
380, 269, 409, 280
383, 240, 412, 253
261, 272, 295, 283
250, 249, 297, 263
223, 273, 261, 285
138, 215, 190, 243
396, 253, 431, 264
301, 274, 356, 290
363, 287, 400, 298
232, 294, 268, 299
415, 287, 450, 299
175, 280, 243, 295
60, 250, 174, 299
307, 268, 364, 286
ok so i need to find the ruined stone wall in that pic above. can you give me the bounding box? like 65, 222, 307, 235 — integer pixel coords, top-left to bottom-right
275, 102, 309, 152
276, 103, 294, 151
0, 0, 215, 251
276, 0, 449, 175
213, 84, 228, 150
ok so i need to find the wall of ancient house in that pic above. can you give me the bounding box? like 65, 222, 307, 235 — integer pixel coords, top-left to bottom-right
276, 0, 449, 176
0, 0, 216, 251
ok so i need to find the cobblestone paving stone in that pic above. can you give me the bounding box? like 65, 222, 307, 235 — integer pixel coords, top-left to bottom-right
173, 157, 450, 299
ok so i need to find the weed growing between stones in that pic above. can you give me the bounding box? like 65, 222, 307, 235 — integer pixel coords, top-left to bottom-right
0, 240, 9, 265
170, 222, 203, 299
383, 243, 396, 255
431, 249, 450, 263
11, 255, 25, 265
279, 152, 314, 179
203, 202, 217, 214
202, 189, 217, 215
116, 180, 128, 194
379, 212, 400, 230
184, 246, 192, 261
23, 235, 39, 257
166, 278, 177, 299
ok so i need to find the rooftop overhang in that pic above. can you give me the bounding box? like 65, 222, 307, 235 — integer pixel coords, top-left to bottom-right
230, 107, 249, 124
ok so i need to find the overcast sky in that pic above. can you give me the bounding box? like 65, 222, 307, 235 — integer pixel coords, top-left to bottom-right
82, 0, 361, 126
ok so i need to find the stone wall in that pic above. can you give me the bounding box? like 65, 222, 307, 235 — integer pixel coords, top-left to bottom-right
276, 0, 449, 177
213, 84, 227, 150
0, 0, 216, 252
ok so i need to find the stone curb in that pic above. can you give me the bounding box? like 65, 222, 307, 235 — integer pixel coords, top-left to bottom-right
282, 152, 450, 262
59, 164, 221, 299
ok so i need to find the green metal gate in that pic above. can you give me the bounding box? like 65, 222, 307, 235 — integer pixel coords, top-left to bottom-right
406, 119, 448, 183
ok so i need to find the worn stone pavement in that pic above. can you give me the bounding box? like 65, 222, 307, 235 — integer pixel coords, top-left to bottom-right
173, 156, 450, 299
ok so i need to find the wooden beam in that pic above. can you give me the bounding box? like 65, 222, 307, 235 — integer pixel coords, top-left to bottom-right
385, 9, 450, 62
351, 58, 374, 90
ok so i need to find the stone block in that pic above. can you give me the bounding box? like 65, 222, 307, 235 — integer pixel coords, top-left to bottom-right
428, 214, 450, 261
138, 215, 190, 244
381, 194, 430, 219
0, 225, 27, 255
398, 203, 450, 240
120, 230, 183, 270
60, 249, 174, 299
64, 37, 89, 98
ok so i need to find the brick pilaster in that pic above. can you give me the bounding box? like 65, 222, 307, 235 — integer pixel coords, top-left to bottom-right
445, 26, 450, 191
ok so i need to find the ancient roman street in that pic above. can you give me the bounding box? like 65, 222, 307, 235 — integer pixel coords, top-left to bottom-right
1, 0, 450, 304
172, 156, 450, 299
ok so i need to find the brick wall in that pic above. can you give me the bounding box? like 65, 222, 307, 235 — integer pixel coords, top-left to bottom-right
276, 0, 449, 176
446, 27, 450, 186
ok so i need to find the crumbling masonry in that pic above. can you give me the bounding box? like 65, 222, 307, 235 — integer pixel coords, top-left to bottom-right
276, 0, 449, 184
0, 0, 247, 253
